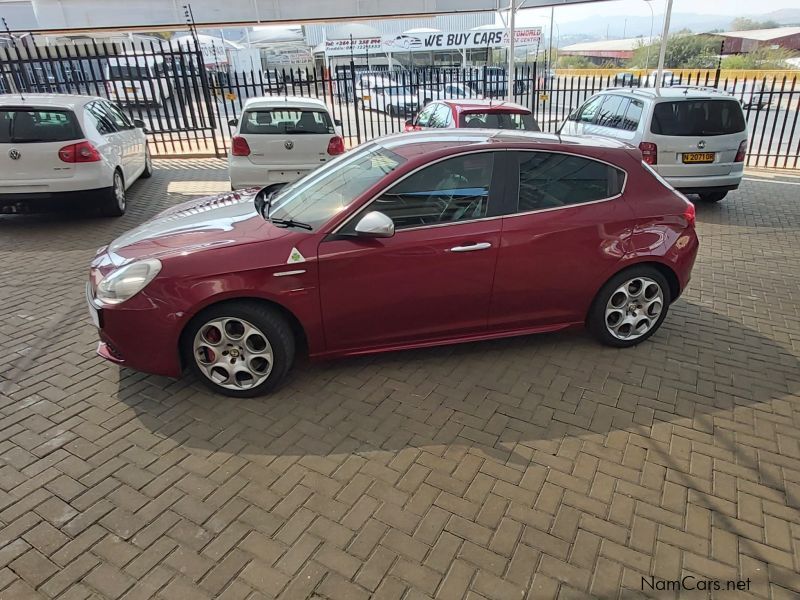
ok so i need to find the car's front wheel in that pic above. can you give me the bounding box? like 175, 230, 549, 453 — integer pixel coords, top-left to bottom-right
588, 266, 671, 348
141, 147, 153, 179
184, 301, 295, 397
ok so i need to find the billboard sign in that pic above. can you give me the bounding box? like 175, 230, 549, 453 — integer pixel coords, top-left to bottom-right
324, 28, 542, 56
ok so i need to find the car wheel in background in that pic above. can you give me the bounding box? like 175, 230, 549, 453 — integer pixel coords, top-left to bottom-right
387, 104, 396, 117
99, 170, 126, 217
183, 300, 296, 398
697, 191, 727, 202
587, 265, 671, 348
141, 147, 153, 179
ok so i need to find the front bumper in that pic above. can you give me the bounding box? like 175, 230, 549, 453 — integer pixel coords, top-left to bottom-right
87, 286, 184, 378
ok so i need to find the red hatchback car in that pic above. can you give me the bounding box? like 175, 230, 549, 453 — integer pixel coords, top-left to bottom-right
87, 130, 698, 397
404, 99, 539, 132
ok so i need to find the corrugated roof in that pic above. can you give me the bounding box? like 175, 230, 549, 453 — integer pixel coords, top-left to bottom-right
561, 37, 653, 52
717, 26, 800, 41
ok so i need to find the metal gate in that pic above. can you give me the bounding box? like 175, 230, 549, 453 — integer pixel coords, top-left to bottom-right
0, 37, 222, 156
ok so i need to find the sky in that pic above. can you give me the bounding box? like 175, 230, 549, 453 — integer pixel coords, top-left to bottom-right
513, 0, 800, 26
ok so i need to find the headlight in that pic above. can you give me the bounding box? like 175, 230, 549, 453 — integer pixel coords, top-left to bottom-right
95, 259, 162, 305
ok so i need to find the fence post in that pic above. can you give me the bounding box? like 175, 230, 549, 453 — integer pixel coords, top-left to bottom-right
350, 59, 362, 145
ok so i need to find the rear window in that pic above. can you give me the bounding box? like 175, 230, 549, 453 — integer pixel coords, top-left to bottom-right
0, 109, 82, 143
460, 112, 539, 131
240, 109, 334, 135
651, 99, 745, 136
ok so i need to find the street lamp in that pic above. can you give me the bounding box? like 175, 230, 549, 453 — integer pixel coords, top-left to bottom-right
644, 0, 655, 71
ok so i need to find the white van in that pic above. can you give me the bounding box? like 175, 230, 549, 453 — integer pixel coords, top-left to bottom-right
105, 55, 172, 106
354, 75, 419, 117
227, 96, 344, 190
560, 87, 748, 202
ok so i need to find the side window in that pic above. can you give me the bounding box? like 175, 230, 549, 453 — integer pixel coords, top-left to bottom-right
620, 99, 644, 131
596, 95, 629, 129
577, 96, 604, 123
416, 103, 437, 127
516, 152, 625, 212
103, 101, 133, 129
86, 101, 117, 135
363, 153, 495, 230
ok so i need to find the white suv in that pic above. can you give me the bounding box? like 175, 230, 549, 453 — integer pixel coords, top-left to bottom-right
0, 94, 152, 216
560, 87, 748, 202
228, 96, 344, 190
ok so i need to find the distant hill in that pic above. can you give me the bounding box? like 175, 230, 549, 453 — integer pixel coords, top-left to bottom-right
552, 9, 800, 46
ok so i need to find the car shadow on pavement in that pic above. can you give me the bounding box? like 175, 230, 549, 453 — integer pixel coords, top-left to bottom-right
113, 297, 799, 505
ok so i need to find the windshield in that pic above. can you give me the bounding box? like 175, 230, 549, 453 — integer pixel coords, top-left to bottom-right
240, 109, 334, 135
460, 112, 539, 131
651, 100, 745, 136
0, 109, 82, 143
267, 144, 406, 230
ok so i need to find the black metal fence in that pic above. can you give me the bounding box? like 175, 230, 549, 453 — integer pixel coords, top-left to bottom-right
1, 36, 799, 169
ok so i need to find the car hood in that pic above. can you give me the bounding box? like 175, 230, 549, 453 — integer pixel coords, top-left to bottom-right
103, 188, 288, 265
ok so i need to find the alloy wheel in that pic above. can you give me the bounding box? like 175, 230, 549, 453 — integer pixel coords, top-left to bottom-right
114, 172, 126, 211
192, 317, 274, 390
604, 276, 664, 341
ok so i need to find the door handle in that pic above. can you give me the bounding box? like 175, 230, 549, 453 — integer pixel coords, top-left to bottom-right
450, 242, 491, 252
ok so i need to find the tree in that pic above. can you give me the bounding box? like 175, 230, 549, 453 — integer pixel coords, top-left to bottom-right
627, 33, 723, 69
722, 46, 799, 69
730, 18, 779, 31
557, 55, 593, 68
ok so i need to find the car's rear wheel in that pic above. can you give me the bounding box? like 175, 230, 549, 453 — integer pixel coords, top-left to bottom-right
184, 301, 295, 397
697, 191, 727, 202
588, 266, 671, 348
99, 170, 126, 217
387, 104, 396, 117
141, 147, 153, 179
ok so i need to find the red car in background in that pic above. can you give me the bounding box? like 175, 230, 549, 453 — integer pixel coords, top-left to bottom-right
404, 99, 540, 132
87, 130, 698, 397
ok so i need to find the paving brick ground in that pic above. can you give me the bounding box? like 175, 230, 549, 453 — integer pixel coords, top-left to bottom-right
0, 161, 799, 600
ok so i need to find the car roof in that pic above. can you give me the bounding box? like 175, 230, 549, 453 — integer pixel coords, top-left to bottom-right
601, 86, 737, 101
0, 93, 99, 110
242, 96, 330, 111
441, 99, 531, 113
376, 129, 633, 159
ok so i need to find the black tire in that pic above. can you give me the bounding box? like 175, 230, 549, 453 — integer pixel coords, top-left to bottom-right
140, 147, 153, 179
697, 191, 727, 202
99, 169, 126, 217
587, 265, 672, 348
183, 300, 296, 398
387, 104, 396, 117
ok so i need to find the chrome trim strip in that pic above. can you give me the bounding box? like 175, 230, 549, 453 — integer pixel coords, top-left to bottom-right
273, 270, 307, 277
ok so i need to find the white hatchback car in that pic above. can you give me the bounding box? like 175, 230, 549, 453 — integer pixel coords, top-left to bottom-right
0, 94, 152, 216
228, 96, 344, 190
560, 87, 748, 202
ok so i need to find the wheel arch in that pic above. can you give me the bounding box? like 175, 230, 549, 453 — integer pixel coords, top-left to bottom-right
587, 259, 681, 322
178, 295, 309, 369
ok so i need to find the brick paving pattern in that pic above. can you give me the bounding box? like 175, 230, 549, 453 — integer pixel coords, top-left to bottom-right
0, 161, 799, 599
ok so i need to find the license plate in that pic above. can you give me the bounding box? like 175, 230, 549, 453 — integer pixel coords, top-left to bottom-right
86, 283, 100, 328
682, 152, 715, 164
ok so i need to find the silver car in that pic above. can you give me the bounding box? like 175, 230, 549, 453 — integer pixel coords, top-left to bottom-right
560, 87, 748, 202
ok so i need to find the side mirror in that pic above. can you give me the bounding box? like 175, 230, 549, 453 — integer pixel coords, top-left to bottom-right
334, 119, 342, 127
253, 182, 287, 216
354, 211, 395, 238
228, 117, 239, 127
132, 118, 146, 129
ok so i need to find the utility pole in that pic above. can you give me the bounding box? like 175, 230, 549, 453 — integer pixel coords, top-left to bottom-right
654, 0, 673, 93
507, 0, 515, 102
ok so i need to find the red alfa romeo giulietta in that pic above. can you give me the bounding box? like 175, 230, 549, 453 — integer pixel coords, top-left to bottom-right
87, 130, 698, 397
